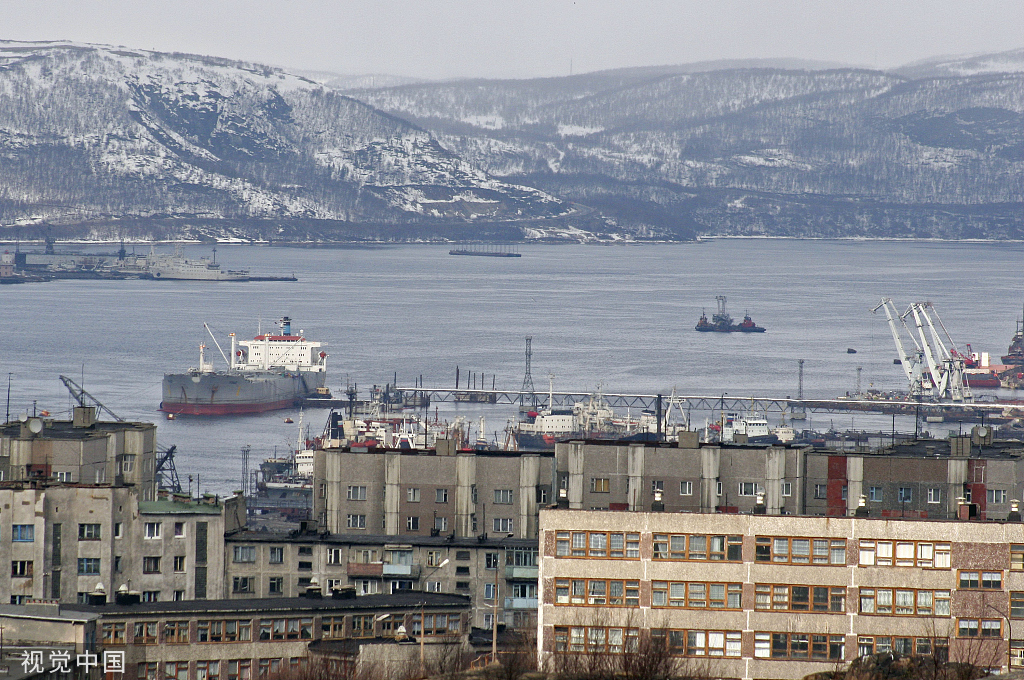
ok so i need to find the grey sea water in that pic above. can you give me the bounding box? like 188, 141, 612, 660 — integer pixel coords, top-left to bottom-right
3, 239, 1023, 496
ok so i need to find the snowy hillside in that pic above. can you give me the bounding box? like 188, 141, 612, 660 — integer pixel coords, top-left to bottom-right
0, 40, 567, 237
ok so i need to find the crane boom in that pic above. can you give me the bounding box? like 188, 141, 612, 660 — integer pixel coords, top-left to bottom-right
871, 299, 927, 396
59, 375, 124, 421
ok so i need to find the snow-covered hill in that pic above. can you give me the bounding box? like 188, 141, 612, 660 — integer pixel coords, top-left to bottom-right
0, 40, 567, 235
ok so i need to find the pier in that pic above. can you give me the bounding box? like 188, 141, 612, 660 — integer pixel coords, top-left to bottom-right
389, 387, 1012, 420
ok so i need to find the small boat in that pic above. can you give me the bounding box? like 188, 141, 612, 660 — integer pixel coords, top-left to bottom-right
284, 417, 294, 424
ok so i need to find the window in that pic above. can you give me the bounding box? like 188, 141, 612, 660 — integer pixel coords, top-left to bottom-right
651, 629, 743, 658
756, 536, 845, 565
298, 561, 312, 571
426, 550, 444, 567
232, 577, 254, 594
959, 619, 1003, 638
507, 547, 538, 567
196, 662, 220, 680
174, 590, 185, 601
269, 547, 283, 564
989, 489, 1008, 504
928, 488, 941, 504
557, 531, 641, 558
347, 514, 366, 529
165, 621, 189, 644
233, 546, 256, 563
813, 484, 827, 499
173, 556, 186, 572
78, 523, 102, 540
898, 487, 913, 503
859, 588, 950, 616
859, 540, 949, 568
755, 585, 845, 612
555, 579, 640, 606
298, 546, 312, 556
485, 552, 500, 569
406, 516, 419, 531
352, 615, 375, 638
553, 626, 640, 654
680, 481, 693, 496
78, 558, 101, 575
347, 485, 367, 500
494, 489, 514, 504
102, 622, 126, 645
435, 488, 449, 503
144, 522, 161, 539
493, 518, 514, 533
652, 582, 741, 609
268, 577, 283, 595
142, 591, 159, 602
590, 478, 610, 493
197, 620, 251, 643
354, 579, 380, 595
654, 534, 742, 561
869, 486, 883, 501
11, 560, 33, 577
716, 481, 723, 496
434, 516, 448, 532
143, 556, 161, 573
959, 570, 1002, 589
484, 583, 498, 600
651, 480, 664, 494
1013, 592, 1024, 619
12, 525, 34, 542
738, 482, 764, 496
782, 482, 792, 497
407, 488, 420, 502
114, 522, 123, 538
134, 622, 159, 644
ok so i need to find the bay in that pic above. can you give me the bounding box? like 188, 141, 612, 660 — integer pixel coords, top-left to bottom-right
2, 239, 1023, 496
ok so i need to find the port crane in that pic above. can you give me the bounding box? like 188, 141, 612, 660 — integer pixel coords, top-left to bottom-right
871, 299, 972, 402
58, 375, 183, 492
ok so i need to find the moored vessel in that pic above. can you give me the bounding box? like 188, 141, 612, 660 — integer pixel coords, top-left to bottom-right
695, 296, 766, 332
160, 317, 327, 415
146, 245, 250, 281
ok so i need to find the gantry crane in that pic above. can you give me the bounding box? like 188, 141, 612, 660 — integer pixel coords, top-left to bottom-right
871, 300, 972, 402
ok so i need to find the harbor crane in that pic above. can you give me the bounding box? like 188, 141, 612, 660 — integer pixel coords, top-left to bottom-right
58, 375, 183, 492
871, 299, 972, 402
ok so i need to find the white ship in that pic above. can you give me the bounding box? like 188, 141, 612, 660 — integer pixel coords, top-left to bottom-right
146, 245, 250, 281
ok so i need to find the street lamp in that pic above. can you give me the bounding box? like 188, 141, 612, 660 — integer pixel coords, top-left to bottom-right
419, 557, 450, 677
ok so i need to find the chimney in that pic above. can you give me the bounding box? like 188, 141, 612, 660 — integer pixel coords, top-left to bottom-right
556, 487, 569, 509
73, 406, 97, 428
651, 489, 665, 513
753, 492, 767, 515
1010, 500, 1022, 523
855, 494, 869, 517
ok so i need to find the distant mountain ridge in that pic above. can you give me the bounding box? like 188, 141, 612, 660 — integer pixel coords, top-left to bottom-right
0, 40, 567, 241
345, 51, 1024, 239
1, 41, 1022, 242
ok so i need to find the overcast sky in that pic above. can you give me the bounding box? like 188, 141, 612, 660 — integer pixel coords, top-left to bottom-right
6, 0, 1023, 80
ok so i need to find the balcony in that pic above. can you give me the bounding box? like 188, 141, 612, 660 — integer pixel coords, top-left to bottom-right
346, 562, 383, 577
505, 565, 538, 579
504, 597, 538, 610
382, 563, 421, 578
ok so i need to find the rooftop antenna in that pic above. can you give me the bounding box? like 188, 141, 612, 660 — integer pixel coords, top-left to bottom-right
856, 366, 862, 396
520, 336, 536, 407
240, 444, 251, 498
792, 359, 807, 421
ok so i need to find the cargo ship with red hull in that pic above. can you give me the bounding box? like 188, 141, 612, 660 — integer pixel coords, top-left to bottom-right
159, 317, 327, 416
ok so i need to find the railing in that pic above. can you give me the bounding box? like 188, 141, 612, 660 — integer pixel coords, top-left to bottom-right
505, 564, 538, 579
382, 563, 421, 577
504, 597, 538, 610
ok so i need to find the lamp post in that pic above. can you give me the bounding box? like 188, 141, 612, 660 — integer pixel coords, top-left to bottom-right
419, 557, 449, 678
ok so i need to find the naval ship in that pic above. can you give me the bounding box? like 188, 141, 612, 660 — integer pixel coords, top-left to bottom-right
160, 317, 327, 415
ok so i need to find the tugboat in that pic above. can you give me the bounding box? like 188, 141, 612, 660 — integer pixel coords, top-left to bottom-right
695, 296, 766, 333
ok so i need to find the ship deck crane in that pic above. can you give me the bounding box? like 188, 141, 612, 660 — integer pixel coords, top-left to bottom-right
58, 375, 183, 492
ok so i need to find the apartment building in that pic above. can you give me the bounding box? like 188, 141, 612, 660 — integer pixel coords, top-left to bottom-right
224, 527, 538, 630
0, 592, 471, 680
537, 507, 1024, 679
556, 427, 1024, 520
1, 485, 240, 605
315, 445, 555, 538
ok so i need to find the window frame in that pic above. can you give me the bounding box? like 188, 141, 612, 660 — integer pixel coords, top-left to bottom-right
555, 531, 641, 559
756, 536, 846, 565
654, 534, 742, 562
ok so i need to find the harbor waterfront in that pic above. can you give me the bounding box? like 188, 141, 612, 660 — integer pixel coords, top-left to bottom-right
4, 239, 1024, 496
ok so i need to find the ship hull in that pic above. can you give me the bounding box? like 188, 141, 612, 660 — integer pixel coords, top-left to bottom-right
160, 369, 326, 415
